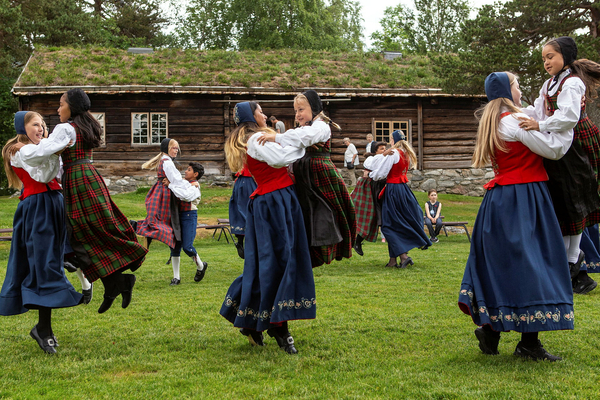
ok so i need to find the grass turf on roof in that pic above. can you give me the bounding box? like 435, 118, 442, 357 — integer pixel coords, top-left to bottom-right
17, 46, 441, 89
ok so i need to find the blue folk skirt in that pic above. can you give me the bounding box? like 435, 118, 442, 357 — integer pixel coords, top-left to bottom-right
580, 225, 600, 273
458, 182, 574, 333
381, 183, 431, 257
228, 176, 257, 236
0, 191, 82, 315
220, 186, 316, 332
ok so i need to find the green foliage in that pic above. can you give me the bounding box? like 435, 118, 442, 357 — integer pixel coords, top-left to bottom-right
370, 0, 470, 54
177, 0, 364, 52
433, 0, 600, 102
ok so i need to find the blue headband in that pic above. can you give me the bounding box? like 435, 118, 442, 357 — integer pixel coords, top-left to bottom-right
392, 130, 406, 143
14, 111, 28, 135
234, 102, 256, 125
484, 72, 513, 102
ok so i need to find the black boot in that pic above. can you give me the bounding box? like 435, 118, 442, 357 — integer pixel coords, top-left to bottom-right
98, 272, 136, 314
474, 326, 500, 355
353, 235, 364, 256
267, 322, 298, 354
235, 235, 245, 259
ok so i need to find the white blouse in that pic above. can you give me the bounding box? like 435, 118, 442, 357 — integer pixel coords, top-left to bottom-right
522, 69, 585, 134
169, 179, 201, 203
363, 150, 401, 181
247, 132, 306, 168
499, 111, 573, 160
10, 135, 69, 183
274, 119, 331, 148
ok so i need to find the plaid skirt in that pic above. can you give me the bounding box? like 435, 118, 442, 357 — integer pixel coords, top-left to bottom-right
300, 156, 356, 267
137, 181, 177, 248
63, 164, 147, 282
350, 176, 379, 242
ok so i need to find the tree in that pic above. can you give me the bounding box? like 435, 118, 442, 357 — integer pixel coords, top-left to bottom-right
370, 0, 469, 54
177, 0, 364, 51
433, 0, 600, 101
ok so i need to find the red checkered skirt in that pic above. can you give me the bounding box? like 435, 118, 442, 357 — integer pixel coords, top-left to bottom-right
307, 156, 356, 267
350, 176, 378, 242
137, 181, 176, 248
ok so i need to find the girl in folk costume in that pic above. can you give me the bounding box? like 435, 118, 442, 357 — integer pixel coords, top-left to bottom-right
137, 139, 208, 284
519, 36, 600, 294
257, 90, 356, 268
364, 130, 431, 268
58, 89, 147, 314
459, 72, 574, 361
351, 141, 387, 256
228, 104, 259, 260
0, 111, 82, 354
220, 102, 315, 355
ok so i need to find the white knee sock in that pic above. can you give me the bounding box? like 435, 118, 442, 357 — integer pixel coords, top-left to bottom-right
192, 254, 205, 271
567, 234, 582, 263
172, 256, 181, 280
75, 268, 91, 291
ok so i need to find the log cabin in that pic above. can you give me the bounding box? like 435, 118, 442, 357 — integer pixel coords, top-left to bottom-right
12, 47, 485, 187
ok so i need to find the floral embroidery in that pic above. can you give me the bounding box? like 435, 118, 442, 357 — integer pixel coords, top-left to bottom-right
459, 289, 574, 326
223, 295, 316, 322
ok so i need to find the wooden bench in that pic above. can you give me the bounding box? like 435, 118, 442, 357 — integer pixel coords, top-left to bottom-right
197, 219, 234, 244
0, 228, 13, 242
424, 217, 471, 242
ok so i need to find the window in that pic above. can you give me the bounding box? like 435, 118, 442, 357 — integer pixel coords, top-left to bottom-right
372, 119, 412, 144
131, 112, 168, 145
91, 112, 106, 147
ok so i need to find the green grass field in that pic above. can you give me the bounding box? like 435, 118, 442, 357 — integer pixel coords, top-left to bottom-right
0, 188, 599, 399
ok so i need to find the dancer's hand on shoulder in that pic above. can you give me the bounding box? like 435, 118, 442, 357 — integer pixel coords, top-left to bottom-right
162, 178, 170, 186
256, 132, 276, 145
517, 117, 539, 131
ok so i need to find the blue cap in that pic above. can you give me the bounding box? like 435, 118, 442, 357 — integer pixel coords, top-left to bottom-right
14, 111, 28, 135
392, 130, 406, 143
234, 102, 256, 125
484, 72, 513, 102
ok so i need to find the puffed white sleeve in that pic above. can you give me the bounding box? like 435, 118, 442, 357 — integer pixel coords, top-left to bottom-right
274, 120, 331, 148
500, 113, 573, 160
162, 158, 184, 184
247, 132, 306, 168
11, 151, 61, 183
17, 131, 71, 168
538, 79, 584, 133
521, 84, 548, 121
365, 151, 400, 181
169, 179, 201, 202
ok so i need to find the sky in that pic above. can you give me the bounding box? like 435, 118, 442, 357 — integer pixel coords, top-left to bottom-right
358, 0, 503, 48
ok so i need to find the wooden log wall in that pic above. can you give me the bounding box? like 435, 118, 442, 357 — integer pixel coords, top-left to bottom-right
20, 92, 483, 176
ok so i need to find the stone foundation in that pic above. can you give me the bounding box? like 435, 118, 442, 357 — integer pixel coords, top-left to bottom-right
103, 168, 493, 197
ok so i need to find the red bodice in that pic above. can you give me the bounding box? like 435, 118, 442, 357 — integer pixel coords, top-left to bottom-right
386, 150, 409, 184
236, 164, 252, 178
246, 155, 294, 198
12, 167, 61, 200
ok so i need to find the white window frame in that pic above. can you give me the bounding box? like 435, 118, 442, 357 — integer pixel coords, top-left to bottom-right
131, 112, 168, 145
372, 119, 412, 145
91, 112, 106, 147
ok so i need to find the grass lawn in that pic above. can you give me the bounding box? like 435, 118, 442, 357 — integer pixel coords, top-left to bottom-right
0, 187, 599, 399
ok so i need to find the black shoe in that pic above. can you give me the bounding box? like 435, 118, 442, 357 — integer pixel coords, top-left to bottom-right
82, 283, 93, 305
569, 251, 585, 279
431, 237, 439, 243
267, 327, 298, 354
194, 262, 208, 282
129, 219, 138, 232
353, 242, 364, 256
51, 335, 59, 347
399, 257, 414, 268
573, 274, 598, 294
120, 274, 136, 309
98, 273, 136, 313
30, 325, 57, 354
474, 327, 500, 355
514, 340, 562, 361
235, 241, 245, 259
385, 260, 398, 268
239, 328, 265, 346
63, 260, 77, 273
170, 278, 181, 286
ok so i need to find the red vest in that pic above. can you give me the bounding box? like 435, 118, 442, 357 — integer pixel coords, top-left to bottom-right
484, 113, 548, 189
13, 167, 61, 201
386, 150, 409, 184
178, 180, 197, 212
246, 155, 294, 198
236, 164, 252, 178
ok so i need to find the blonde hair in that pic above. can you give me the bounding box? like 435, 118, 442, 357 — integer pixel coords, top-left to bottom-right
293, 95, 341, 131
2, 111, 45, 189
225, 123, 276, 174
391, 139, 417, 170
142, 139, 180, 170
472, 72, 521, 168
